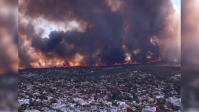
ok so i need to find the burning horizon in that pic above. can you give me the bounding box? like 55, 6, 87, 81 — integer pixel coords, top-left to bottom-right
18, 0, 180, 69
23, 60, 161, 69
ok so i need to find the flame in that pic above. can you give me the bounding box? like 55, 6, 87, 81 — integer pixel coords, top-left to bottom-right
27, 60, 160, 69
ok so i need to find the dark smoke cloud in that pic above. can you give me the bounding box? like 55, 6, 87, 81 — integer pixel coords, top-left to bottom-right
31, 29, 125, 65
18, 20, 39, 68
19, 0, 180, 68
121, 0, 175, 61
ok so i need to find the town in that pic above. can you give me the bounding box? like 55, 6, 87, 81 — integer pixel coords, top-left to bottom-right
18, 64, 181, 112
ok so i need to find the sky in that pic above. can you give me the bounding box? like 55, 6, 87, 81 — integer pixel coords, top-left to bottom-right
172, 0, 181, 11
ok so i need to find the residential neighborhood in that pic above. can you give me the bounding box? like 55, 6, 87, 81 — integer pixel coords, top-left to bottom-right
18, 65, 181, 112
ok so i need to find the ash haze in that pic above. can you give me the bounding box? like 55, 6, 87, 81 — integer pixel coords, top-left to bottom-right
18, 0, 181, 68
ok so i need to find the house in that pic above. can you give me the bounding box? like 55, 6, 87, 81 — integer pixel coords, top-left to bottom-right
148, 97, 154, 102
155, 95, 164, 99
24, 109, 40, 112
116, 101, 125, 105
107, 106, 117, 112
167, 97, 181, 106
18, 99, 30, 106
142, 107, 156, 112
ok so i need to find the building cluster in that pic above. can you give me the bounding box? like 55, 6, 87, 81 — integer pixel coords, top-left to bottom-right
18, 67, 181, 112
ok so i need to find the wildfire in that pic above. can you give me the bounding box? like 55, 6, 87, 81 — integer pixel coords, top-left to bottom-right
17, 0, 179, 70
30, 60, 160, 69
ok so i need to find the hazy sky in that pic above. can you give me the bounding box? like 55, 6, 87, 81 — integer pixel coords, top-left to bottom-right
172, 0, 181, 10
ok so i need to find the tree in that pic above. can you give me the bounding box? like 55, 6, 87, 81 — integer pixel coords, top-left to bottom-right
49, 88, 54, 93
51, 98, 57, 103
40, 95, 48, 100
18, 107, 22, 112
159, 105, 165, 110
127, 108, 133, 112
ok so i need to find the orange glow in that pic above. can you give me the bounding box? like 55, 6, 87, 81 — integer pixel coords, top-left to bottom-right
22, 60, 160, 69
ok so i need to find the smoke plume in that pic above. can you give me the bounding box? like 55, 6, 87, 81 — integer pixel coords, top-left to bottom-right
18, 0, 180, 68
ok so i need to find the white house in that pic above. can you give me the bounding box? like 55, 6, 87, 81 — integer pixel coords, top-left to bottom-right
18, 99, 30, 106
142, 107, 156, 112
